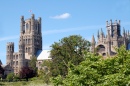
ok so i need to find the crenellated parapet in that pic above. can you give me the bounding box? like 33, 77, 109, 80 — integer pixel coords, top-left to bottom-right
6, 42, 14, 52
106, 19, 120, 26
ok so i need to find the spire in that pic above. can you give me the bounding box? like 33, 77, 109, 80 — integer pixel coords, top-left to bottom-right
20, 16, 24, 34
91, 35, 96, 45
97, 30, 99, 38
123, 27, 125, 37
91, 35, 96, 53
126, 30, 128, 37
101, 28, 103, 35
100, 28, 105, 38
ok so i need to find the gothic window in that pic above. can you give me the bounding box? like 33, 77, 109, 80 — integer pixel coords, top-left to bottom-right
26, 39, 27, 44
16, 55, 18, 59
16, 61, 18, 65
28, 47, 30, 53
26, 23, 29, 29
25, 23, 30, 33
28, 39, 30, 44
26, 47, 27, 53
97, 45, 105, 52
13, 55, 15, 59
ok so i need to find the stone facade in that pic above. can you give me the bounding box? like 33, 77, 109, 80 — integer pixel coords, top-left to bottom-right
6, 14, 42, 75
91, 20, 130, 56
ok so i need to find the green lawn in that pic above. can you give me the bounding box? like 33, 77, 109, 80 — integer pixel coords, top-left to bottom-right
0, 78, 53, 86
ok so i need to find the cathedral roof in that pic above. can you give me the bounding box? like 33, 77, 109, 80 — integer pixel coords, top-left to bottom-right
37, 50, 51, 60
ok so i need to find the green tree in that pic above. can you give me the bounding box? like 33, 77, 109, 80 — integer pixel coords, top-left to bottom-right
50, 35, 90, 77
38, 60, 52, 84
0, 65, 4, 78
29, 56, 37, 75
62, 45, 130, 86
6, 73, 14, 82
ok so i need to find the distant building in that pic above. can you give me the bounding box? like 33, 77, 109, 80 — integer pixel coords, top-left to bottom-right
6, 14, 42, 75
91, 20, 130, 56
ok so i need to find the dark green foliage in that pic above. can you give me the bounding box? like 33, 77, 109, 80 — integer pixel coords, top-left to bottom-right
0, 65, 4, 78
50, 35, 90, 77
51, 75, 63, 86
29, 56, 37, 75
38, 60, 52, 84
63, 46, 130, 86
6, 73, 14, 82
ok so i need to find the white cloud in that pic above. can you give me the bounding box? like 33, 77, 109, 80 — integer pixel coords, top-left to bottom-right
50, 13, 70, 19
0, 35, 19, 42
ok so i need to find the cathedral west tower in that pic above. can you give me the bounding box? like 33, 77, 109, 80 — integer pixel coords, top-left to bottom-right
6, 14, 42, 75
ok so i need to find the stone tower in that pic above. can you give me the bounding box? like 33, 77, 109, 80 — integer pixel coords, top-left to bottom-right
91, 20, 130, 56
6, 42, 14, 66
106, 20, 121, 48
20, 14, 42, 57
18, 36, 25, 71
6, 14, 42, 75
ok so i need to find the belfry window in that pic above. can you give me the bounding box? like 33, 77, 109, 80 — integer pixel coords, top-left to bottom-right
25, 23, 29, 32
26, 23, 29, 29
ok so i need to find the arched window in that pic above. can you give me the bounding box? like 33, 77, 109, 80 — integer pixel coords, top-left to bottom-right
16, 61, 18, 65
28, 47, 30, 53
97, 45, 105, 52
26, 23, 29, 29
26, 39, 27, 44
25, 23, 29, 32
26, 47, 27, 53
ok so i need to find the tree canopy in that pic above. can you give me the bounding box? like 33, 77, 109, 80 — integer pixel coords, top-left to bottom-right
29, 56, 37, 74
63, 46, 130, 86
50, 35, 91, 77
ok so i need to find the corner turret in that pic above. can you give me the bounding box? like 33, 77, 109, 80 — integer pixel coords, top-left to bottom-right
6, 42, 14, 66
106, 30, 111, 55
20, 16, 24, 34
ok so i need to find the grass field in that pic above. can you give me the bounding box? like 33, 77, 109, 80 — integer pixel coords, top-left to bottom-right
0, 78, 53, 86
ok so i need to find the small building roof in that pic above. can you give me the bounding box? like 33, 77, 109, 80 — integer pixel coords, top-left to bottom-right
37, 50, 51, 60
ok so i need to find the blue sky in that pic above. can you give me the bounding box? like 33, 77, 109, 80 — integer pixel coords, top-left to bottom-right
0, 0, 130, 65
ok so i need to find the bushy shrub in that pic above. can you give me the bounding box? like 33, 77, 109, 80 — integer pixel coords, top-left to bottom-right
6, 73, 14, 82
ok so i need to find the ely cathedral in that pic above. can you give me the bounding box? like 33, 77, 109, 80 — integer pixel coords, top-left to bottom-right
6, 14, 42, 75
91, 20, 130, 56
4, 14, 130, 75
